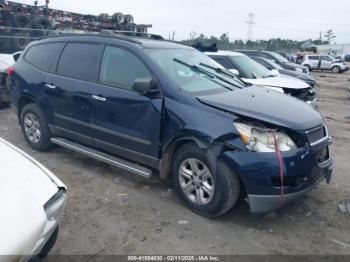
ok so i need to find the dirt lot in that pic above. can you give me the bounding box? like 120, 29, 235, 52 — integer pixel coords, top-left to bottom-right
0, 70, 349, 256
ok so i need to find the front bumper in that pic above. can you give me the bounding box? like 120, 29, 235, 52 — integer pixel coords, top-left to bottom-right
341, 66, 349, 72
223, 137, 333, 216
248, 159, 333, 215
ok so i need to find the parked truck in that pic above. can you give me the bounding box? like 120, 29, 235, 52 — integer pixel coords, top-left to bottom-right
0, 0, 151, 53
0, 0, 151, 108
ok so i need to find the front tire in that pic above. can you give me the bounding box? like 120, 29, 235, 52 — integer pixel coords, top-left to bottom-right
332, 66, 340, 73
20, 103, 52, 151
305, 64, 311, 72
172, 143, 240, 217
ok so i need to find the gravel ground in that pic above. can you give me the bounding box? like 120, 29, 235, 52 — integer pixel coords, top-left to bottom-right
0, 70, 349, 256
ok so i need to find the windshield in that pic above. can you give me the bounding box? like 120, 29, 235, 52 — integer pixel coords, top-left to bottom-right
145, 49, 245, 96
268, 52, 289, 63
228, 55, 271, 79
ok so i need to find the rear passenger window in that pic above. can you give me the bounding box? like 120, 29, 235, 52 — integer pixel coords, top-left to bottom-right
99, 46, 151, 90
25, 43, 64, 72
57, 43, 103, 82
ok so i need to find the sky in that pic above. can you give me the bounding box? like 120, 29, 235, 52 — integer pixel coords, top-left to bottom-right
16, 0, 350, 43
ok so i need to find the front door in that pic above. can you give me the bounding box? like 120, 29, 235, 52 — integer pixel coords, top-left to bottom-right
320, 56, 332, 69
89, 46, 162, 168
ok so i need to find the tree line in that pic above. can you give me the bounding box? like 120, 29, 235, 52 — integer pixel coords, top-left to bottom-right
180, 33, 330, 52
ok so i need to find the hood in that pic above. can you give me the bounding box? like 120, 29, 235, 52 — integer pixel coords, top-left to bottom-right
197, 86, 323, 131
0, 138, 66, 255
243, 74, 310, 90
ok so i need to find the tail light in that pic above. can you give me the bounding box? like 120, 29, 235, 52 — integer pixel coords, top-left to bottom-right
6, 67, 15, 76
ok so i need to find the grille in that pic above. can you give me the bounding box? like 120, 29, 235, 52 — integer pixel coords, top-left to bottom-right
283, 87, 316, 102
306, 126, 327, 145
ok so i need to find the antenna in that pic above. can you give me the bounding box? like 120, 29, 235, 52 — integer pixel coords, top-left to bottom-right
246, 12, 256, 41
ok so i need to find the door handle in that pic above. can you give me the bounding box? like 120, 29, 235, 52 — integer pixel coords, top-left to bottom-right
91, 95, 106, 102
45, 83, 56, 89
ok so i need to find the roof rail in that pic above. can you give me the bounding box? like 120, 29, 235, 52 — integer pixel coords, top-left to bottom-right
45, 30, 142, 44
100, 30, 164, 40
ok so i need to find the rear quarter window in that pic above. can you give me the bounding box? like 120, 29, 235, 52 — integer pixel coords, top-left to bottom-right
57, 43, 104, 82
24, 43, 65, 72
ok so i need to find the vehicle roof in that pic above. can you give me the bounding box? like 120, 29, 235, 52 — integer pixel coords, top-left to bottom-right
205, 50, 245, 57
32, 33, 192, 50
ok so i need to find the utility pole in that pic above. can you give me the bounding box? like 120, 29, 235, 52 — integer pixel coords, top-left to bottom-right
246, 13, 255, 41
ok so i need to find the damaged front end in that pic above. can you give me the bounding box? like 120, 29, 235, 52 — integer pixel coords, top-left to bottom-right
222, 118, 333, 216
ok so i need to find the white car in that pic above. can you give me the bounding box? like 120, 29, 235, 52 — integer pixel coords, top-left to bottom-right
0, 52, 22, 107
302, 54, 349, 73
206, 51, 316, 107
0, 137, 67, 261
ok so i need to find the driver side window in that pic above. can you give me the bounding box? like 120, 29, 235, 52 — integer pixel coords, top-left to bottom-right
99, 46, 151, 90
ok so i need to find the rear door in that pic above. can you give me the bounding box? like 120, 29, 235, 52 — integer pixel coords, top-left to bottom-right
307, 56, 319, 69
89, 45, 163, 167
45, 42, 104, 145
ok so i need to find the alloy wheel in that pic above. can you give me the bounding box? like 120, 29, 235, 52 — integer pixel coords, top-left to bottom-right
178, 158, 215, 205
23, 113, 41, 144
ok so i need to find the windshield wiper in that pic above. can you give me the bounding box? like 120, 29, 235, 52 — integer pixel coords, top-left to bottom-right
199, 63, 247, 87
173, 58, 241, 90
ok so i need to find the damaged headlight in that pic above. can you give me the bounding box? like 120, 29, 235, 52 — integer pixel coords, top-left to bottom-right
234, 122, 297, 152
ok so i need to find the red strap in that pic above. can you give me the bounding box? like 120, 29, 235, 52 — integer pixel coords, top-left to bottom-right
272, 132, 284, 207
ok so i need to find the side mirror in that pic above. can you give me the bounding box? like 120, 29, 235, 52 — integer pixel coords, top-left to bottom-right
132, 77, 154, 94
229, 69, 240, 76
269, 69, 279, 77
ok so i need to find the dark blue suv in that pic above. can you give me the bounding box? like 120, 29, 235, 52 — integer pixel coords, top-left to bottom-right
8, 32, 333, 217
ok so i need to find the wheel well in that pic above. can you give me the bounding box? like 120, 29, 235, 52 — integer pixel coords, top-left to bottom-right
159, 139, 197, 180
160, 139, 248, 199
18, 96, 34, 116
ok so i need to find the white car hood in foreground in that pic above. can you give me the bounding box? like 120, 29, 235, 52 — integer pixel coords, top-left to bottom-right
0, 138, 66, 257
243, 74, 310, 90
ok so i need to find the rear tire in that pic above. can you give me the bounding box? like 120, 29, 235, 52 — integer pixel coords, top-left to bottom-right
172, 143, 240, 217
20, 103, 52, 151
305, 64, 311, 72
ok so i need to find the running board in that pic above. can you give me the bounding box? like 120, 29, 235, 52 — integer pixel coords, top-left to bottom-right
51, 138, 152, 179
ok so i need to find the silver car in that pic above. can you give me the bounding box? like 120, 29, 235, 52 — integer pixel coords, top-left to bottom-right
302, 54, 349, 73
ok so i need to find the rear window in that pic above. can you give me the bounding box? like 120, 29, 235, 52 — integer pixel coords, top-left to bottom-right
25, 43, 64, 72
57, 43, 103, 82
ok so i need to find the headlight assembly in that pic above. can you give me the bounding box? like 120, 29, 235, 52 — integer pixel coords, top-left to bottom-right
234, 122, 297, 152
44, 188, 67, 221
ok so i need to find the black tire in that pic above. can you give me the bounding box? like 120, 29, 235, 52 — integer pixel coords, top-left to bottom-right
332, 66, 340, 73
20, 103, 52, 151
125, 23, 137, 32
172, 143, 240, 217
98, 13, 109, 22
32, 17, 52, 30
11, 4, 25, 13
112, 12, 124, 24
124, 14, 134, 24
12, 33, 30, 51
305, 64, 311, 72
13, 14, 31, 28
